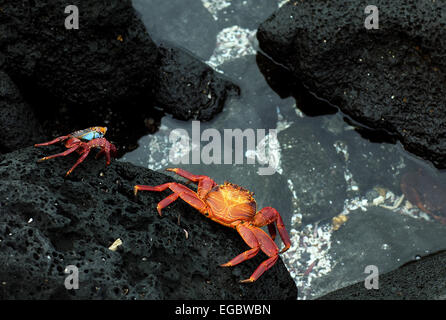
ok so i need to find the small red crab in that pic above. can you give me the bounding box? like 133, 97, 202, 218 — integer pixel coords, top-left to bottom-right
35, 126, 117, 176
134, 168, 291, 283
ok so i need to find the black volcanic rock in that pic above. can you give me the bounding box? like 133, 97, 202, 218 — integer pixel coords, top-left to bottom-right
0, 0, 238, 153
257, 0, 446, 169
155, 46, 239, 121
0, 71, 43, 153
0, 146, 297, 299
1, 0, 158, 108
318, 249, 446, 300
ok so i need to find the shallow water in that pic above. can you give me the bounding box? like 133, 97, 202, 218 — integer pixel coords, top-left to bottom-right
126, 0, 446, 299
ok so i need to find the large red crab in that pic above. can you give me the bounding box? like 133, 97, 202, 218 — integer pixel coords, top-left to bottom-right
134, 168, 291, 283
35, 126, 117, 176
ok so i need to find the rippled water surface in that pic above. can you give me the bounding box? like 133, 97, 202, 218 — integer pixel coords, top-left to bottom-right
125, 0, 446, 299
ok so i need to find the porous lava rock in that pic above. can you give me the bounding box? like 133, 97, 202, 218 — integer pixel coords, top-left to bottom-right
0, 146, 297, 299
0, 0, 238, 153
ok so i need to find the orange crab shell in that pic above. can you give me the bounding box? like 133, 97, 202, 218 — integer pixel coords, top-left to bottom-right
204, 182, 257, 226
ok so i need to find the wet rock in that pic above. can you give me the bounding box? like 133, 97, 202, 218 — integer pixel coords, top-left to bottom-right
133, 0, 219, 60
215, 0, 278, 30
154, 45, 239, 121
257, 0, 446, 169
0, 71, 43, 153
399, 167, 446, 224
218, 54, 283, 128
334, 127, 406, 193
255, 52, 338, 117
0, 146, 296, 299
319, 249, 446, 300
312, 206, 446, 299
278, 120, 346, 224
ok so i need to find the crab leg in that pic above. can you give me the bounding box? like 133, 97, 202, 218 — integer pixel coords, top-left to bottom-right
98, 140, 112, 165
134, 182, 187, 194
156, 193, 180, 215
220, 223, 260, 267
66, 148, 91, 176
134, 182, 208, 214
88, 138, 113, 165
242, 255, 279, 283
37, 145, 79, 162
275, 214, 291, 253
166, 168, 208, 182
105, 144, 111, 165
95, 149, 105, 160
267, 223, 277, 241
221, 247, 260, 267
166, 168, 216, 197
177, 192, 208, 213
34, 136, 70, 147
240, 227, 279, 283
256, 207, 291, 253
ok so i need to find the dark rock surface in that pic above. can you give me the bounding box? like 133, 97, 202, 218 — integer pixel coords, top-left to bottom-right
319, 249, 446, 300
0, 71, 44, 153
154, 46, 239, 121
0, 146, 297, 299
1, 0, 158, 108
0, 0, 238, 154
256, 52, 338, 117
257, 0, 446, 169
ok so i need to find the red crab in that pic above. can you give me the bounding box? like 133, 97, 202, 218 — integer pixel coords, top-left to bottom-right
35, 126, 117, 176
400, 169, 446, 224
134, 168, 291, 283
